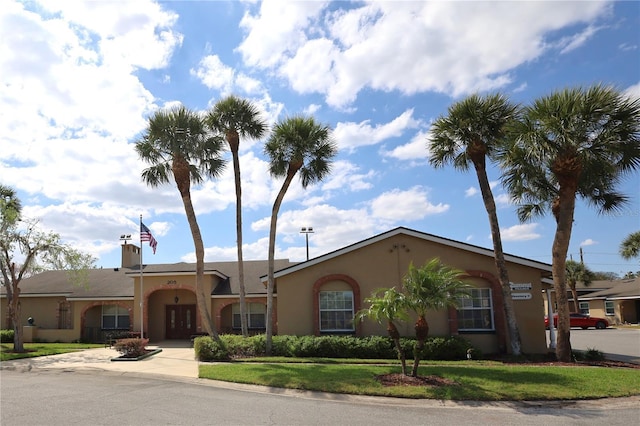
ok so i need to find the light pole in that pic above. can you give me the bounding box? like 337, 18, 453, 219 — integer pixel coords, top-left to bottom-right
300, 227, 314, 261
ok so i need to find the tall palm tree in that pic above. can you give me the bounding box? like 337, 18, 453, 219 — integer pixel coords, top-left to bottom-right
620, 231, 640, 260
499, 85, 640, 362
356, 288, 409, 375
206, 96, 268, 337
565, 260, 595, 312
264, 115, 337, 355
429, 93, 523, 355
135, 106, 226, 341
402, 259, 471, 377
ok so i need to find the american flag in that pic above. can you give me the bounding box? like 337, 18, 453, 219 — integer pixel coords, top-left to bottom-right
140, 222, 157, 254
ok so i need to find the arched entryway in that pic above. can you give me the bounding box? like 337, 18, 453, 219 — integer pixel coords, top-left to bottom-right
147, 287, 198, 341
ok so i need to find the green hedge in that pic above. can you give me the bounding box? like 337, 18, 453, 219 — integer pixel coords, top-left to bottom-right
194, 334, 475, 362
1, 329, 14, 343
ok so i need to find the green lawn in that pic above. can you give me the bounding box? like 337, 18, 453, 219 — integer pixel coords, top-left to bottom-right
0, 343, 103, 361
199, 360, 640, 400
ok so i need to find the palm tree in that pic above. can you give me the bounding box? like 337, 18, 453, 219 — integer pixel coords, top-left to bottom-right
565, 260, 595, 312
206, 96, 268, 337
402, 259, 471, 377
429, 93, 523, 355
264, 115, 337, 355
135, 106, 226, 341
620, 231, 640, 260
0, 185, 22, 230
499, 85, 640, 362
356, 288, 409, 375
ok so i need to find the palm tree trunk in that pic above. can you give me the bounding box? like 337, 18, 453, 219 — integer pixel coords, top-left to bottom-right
266, 172, 297, 356
387, 321, 407, 375
571, 287, 579, 313
411, 315, 429, 377
473, 160, 522, 355
552, 187, 578, 362
179, 189, 220, 342
231, 148, 249, 337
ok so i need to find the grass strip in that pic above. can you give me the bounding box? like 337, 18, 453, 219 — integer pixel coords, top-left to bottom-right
199, 362, 640, 400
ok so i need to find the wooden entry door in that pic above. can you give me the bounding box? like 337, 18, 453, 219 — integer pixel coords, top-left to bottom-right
165, 304, 196, 339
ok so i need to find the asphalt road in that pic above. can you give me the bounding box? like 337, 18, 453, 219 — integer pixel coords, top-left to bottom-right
1, 369, 639, 426
547, 327, 640, 363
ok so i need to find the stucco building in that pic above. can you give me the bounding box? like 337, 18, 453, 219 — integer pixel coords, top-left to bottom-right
2, 227, 555, 354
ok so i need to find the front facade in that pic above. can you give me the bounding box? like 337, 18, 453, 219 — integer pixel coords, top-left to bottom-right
543, 277, 640, 326
2, 227, 554, 354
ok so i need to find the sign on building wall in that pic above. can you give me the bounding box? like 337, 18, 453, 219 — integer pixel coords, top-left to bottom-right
511, 293, 532, 300
510, 282, 532, 291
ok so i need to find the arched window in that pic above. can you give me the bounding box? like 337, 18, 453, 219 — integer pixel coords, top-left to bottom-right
319, 291, 354, 332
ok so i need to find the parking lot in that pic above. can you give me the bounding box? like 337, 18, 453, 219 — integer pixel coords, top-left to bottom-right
547, 327, 640, 363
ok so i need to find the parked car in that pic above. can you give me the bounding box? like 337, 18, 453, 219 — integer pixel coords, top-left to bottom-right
544, 313, 609, 329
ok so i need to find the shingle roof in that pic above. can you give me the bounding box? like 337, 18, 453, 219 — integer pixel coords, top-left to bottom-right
1, 259, 296, 299
580, 278, 640, 300
0, 268, 134, 299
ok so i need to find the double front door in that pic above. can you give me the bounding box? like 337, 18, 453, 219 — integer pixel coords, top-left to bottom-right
165, 304, 195, 339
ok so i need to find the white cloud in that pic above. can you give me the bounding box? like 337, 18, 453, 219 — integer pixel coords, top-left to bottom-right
321, 161, 375, 192
580, 239, 598, 247
500, 223, 541, 242
382, 130, 430, 163
191, 55, 235, 93
237, 1, 609, 108
465, 187, 479, 197
625, 82, 640, 101
334, 109, 420, 153
558, 25, 600, 54
370, 186, 449, 221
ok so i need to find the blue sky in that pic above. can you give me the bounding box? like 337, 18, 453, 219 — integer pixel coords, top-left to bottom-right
1, 0, 639, 276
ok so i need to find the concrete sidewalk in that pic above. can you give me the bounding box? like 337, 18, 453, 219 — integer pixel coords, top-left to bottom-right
0, 341, 198, 379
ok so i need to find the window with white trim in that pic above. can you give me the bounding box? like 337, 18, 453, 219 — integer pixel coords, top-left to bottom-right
319, 291, 354, 332
579, 301, 590, 315
232, 303, 266, 329
102, 305, 130, 329
605, 301, 615, 316
457, 288, 494, 331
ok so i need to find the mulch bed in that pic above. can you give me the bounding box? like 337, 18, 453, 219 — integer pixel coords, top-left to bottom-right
376, 373, 458, 387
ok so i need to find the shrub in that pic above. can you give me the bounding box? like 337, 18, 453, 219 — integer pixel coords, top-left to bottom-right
575, 347, 605, 362
210, 334, 474, 361
194, 336, 230, 361
0, 329, 14, 343
113, 338, 149, 358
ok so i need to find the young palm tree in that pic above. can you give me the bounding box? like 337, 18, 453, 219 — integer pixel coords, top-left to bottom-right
356, 288, 409, 375
263, 115, 337, 355
565, 260, 595, 312
499, 85, 640, 362
620, 231, 640, 260
206, 96, 268, 337
429, 93, 523, 355
135, 106, 226, 341
402, 259, 471, 377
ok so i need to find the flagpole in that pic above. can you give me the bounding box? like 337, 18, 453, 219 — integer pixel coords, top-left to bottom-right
139, 214, 144, 339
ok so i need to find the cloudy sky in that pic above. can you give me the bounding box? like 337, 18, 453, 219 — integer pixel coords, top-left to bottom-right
1, 0, 639, 276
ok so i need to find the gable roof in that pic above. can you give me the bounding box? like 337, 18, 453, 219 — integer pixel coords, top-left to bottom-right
580, 277, 640, 301
263, 226, 553, 280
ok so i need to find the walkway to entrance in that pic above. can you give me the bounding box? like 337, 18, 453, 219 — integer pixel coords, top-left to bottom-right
0, 340, 198, 378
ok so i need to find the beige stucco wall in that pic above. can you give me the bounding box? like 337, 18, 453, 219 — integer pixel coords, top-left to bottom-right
276, 233, 550, 354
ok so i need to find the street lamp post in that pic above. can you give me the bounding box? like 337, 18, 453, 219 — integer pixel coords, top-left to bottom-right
300, 227, 314, 261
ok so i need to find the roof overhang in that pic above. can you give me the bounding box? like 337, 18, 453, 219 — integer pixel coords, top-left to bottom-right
261, 227, 553, 281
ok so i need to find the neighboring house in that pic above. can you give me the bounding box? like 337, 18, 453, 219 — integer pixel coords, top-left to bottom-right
1, 227, 554, 354
543, 278, 640, 325
577, 278, 640, 325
